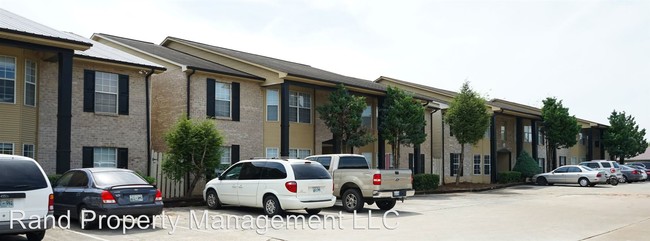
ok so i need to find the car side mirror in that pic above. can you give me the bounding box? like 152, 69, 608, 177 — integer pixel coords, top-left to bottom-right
218, 175, 224, 180
551, 171, 555, 174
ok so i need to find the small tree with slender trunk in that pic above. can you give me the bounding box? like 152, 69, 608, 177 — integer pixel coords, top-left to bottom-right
380, 86, 426, 169
316, 84, 375, 153
444, 82, 491, 185
603, 110, 648, 164
162, 116, 224, 197
540, 97, 580, 170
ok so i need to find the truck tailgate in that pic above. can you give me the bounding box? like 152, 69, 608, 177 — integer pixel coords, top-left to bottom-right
379, 169, 412, 190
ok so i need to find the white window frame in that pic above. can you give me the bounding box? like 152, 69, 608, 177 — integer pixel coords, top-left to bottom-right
93, 147, 117, 168
221, 146, 232, 165
0, 142, 14, 155
215, 82, 232, 118
362, 105, 372, 128
24, 59, 37, 107
289, 148, 311, 159
266, 89, 279, 122
22, 144, 35, 158
484, 155, 491, 175
538, 158, 545, 168
289, 91, 311, 124
451, 153, 460, 176
94, 71, 119, 114
473, 154, 481, 175
559, 156, 567, 166
0, 55, 16, 104
265, 147, 279, 158
524, 125, 532, 143
500, 125, 506, 141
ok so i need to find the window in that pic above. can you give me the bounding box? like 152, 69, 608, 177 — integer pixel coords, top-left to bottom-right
221, 146, 232, 165
559, 156, 567, 166
315, 157, 332, 170
93, 171, 147, 186
289, 148, 311, 159
215, 82, 231, 118
222, 163, 242, 180
22, 144, 34, 158
500, 124, 506, 141
538, 127, 545, 145
0, 143, 14, 154
260, 162, 287, 179
524, 125, 532, 143
0, 56, 16, 103
473, 155, 481, 175
570, 157, 577, 165
601, 162, 611, 168
94, 71, 118, 113
24, 60, 36, 106
338, 156, 370, 169
484, 155, 491, 175
554, 166, 569, 173
362, 105, 372, 128
451, 153, 460, 176
567, 166, 581, 173
538, 158, 545, 169
291, 163, 331, 180
93, 147, 117, 167
0, 160, 48, 191
266, 89, 279, 121
266, 148, 279, 158
289, 91, 311, 123
240, 162, 263, 180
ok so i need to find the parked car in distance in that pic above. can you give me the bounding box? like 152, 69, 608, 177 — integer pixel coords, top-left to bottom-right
533, 165, 606, 187
620, 165, 645, 183
53, 168, 163, 229
579, 160, 623, 181
305, 154, 414, 212
628, 163, 650, 178
627, 165, 648, 181
203, 159, 336, 216
0, 154, 53, 241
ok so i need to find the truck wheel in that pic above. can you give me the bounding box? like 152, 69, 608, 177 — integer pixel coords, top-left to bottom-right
376, 199, 397, 210
342, 189, 364, 213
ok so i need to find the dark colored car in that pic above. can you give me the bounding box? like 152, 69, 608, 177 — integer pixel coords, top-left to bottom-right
53, 168, 162, 229
620, 165, 645, 183
628, 162, 650, 177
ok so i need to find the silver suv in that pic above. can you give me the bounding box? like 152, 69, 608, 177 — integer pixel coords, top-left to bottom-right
579, 160, 623, 180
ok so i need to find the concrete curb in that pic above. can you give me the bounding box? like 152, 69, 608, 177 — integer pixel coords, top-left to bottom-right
415, 182, 527, 195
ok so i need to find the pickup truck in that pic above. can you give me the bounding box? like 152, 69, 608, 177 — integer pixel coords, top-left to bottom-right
305, 154, 415, 212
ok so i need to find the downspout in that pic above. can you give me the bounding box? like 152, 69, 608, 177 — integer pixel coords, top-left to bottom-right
145, 69, 154, 176
430, 108, 439, 174
441, 110, 445, 185
186, 69, 196, 118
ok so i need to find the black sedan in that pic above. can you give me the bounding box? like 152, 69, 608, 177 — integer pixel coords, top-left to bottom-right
621, 165, 645, 183
53, 168, 163, 229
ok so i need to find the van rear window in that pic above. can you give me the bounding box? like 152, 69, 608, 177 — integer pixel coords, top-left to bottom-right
601, 162, 611, 168
0, 160, 48, 191
291, 163, 331, 180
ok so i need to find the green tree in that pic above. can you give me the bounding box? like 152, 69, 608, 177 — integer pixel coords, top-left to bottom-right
316, 84, 375, 153
512, 151, 541, 179
444, 82, 491, 185
602, 110, 648, 164
162, 117, 224, 197
540, 97, 581, 170
380, 86, 427, 168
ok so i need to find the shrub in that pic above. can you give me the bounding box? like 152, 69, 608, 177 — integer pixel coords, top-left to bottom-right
48, 174, 62, 185
136, 171, 157, 185
512, 151, 541, 179
498, 171, 522, 184
413, 174, 440, 191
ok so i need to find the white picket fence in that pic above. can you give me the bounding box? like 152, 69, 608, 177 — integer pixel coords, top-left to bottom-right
150, 151, 187, 199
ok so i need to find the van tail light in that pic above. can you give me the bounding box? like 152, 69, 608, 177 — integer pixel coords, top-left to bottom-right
101, 190, 116, 204
155, 189, 163, 201
610, 168, 616, 173
285, 181, 297, 193
48, 194, 54, 211
373, 174, 382, 185
596, 173, 602, 177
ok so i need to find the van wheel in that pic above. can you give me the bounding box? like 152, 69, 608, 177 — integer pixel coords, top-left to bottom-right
376, 199, 397, 210
78, 205, 96, 230
26, 231, 45, 241
306, 209, 321, 215
578, 178, 590, 187
342, 189, 364, 213
206, 189, 221, 209
263, 195, 283, 216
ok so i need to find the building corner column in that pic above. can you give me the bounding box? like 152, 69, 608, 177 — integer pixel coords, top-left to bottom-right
56, 50, 73, 174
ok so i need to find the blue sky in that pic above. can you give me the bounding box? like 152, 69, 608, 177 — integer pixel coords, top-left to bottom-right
2, 0, 649, 135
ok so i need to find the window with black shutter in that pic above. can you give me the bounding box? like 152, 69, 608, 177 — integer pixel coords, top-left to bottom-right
118, 74, 129, 115
231, 145, 240, 164
117, 148, 128, 169
206, 78, 215, 117
82, 147, 94, 168
83, 70, 95, 112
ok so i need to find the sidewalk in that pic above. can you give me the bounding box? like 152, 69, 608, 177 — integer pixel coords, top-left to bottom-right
416, 182, 525, 195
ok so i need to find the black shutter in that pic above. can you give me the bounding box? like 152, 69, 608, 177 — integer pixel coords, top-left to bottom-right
117, 148, 128, 169
231, 145, 240, 164
232, 82, 240, 121
450, 153, 455, 176
206, 78, 216, 117
118, 74, 129, 115
420, 154, 425, 174
83, 70, 95, 112
82, 147, 94, 168
408, 153, 414, 170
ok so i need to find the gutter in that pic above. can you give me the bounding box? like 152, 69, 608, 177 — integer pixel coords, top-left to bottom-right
145, 69, 154, 176
186, 69, 196, 118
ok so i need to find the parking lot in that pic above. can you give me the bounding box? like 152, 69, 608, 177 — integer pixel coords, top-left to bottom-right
5, 182, 649, 241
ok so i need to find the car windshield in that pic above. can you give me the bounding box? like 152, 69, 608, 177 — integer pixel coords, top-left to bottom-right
0, 160, 48, 191
92, 171, 149, 187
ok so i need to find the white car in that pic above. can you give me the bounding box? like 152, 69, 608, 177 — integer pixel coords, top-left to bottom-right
203, 159, 336, 215
533, 165, 606, 187
0, 154, 53, 241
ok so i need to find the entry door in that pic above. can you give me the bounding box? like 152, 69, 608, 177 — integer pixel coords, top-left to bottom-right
215, 163, 243, 205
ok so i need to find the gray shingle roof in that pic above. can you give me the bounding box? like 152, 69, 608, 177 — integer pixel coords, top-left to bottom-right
0, 8, 91, 48
71, 33, 164, 70
95, 33, 261, 80
163, 36, 390, 92
488, 99, 542, 117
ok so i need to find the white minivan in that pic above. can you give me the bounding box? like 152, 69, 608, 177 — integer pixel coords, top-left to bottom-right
0, 154, 53, 241
203, 159, 336, 215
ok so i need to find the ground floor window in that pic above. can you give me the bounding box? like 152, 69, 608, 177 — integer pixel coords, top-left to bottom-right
559, 156, 567, 166
473, 154, 481, 175
266, 148, 279, 158
450, 153, 460, 176
22, 144, 34, 158
0, 143, 13, 154
93, 147, 117, 167
221, 146, 232, 165
289, 148, 311, 159
484, 155, 491, 175
538, 158, 545, 169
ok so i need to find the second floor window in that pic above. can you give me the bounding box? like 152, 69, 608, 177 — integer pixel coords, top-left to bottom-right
0, 56, 16, 103
95, 72, 118, 113
266, 89, 279, 121
524, 125, 532, 143
215, 82, 231, 118
362, 105, 372, 128
289, 91, 311, 123
24, 60, 37, 106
